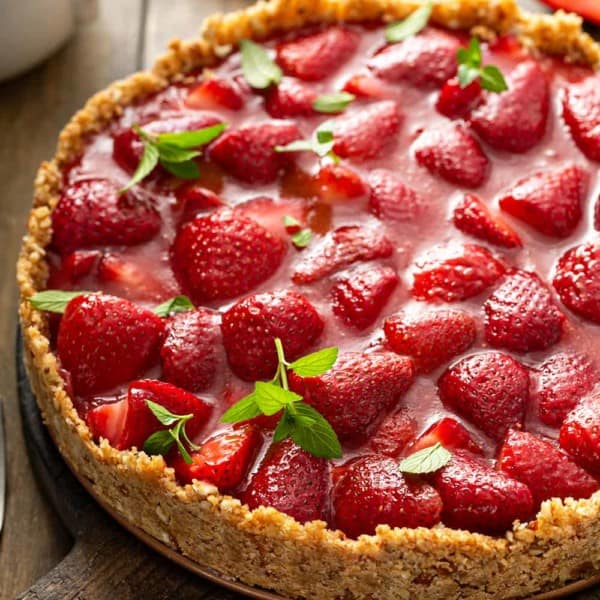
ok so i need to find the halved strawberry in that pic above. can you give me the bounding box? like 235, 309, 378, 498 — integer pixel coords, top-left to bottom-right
367, 169, 425, 223
314, 164, 366, 203
170, 425, 263, 489
435, 77, 482, 119
410, 418, 483, 455
498, 430, 598, 506
560, 395, 600, 475
241, 439, 330, 524
438, 352, 529, 441
342, 73, 389, 98
173, 185, 224, 227
232, 196, 306, 239
184, 77, 245, 111
332, 455, 442, 537
264, 79, 317, 118
562, 76, 600, 161
369, 409, 417, 458
47, 250, 101, 288
384, 310, 477, 374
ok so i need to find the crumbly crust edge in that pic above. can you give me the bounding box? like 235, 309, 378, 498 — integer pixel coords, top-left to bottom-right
16, 1, 600, 598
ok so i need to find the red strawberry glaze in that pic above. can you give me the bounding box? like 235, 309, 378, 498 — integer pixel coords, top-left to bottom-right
46, 24, 600, 536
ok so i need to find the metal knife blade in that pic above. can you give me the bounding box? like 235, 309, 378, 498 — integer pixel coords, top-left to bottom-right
0, 400, 5, 535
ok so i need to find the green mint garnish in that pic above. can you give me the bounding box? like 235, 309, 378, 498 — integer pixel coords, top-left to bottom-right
153, 295, 195, 318
282, 215, 312, 249
457, 38, 508, 93
313, 92, 355, 114
119, 122, 227, 193
275, 123, 339, 163
240, 39, 282, 89
221, 338, 342, 459
385, 1, 433, 43
399, 442, 452, 475
29, 290, 91, 314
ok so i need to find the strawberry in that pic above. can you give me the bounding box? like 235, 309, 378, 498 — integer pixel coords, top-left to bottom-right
221, 290, 324, 381
342, 73, 389, 98
112, 113, 222, 174
367, 169, 425, 223
384, 310, 476, 374
170, 425, 263, 489
412, 243, 505, 303
314, 164, 366, 203
264, 79, 317, 117
498, 430, 598, 506
47, 250, 101, 288
57, 294, 164, 396
87, 379, 212, 450
412, 123, 490, 188
208, 121, 302, 183
438, 352, 529, 441
541, 0, 600, 25
410, 418, 483, 455
332, 101, 401, 160
369, 409, 417, 458
289, 352, 415, 444
470, 61, 549, 153
535, 353, 596, 428
332, 455, 442, 537
241, 439, 330, 524
173, 185, 224, 227
562, 77, 600, 161
498, 164, 588, 238
331, 264, 399, 330
553, 242, 600, 324
431, 450, 534, 535
276, 26, 360, 81
452, 194, 522, 248
560, 395, 600, 475
292, 225, 393, 284
171, 211, 286, 303
51, 179, 161, 255
160, 308, 222, 392
368, 29, 460, 88
184, 77, 245, 111
483, 270, 565, 353
232, 196, 306, 239
435, 77, 482, 119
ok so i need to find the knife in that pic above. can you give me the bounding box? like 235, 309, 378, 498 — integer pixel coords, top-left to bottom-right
0, 400, 5, 535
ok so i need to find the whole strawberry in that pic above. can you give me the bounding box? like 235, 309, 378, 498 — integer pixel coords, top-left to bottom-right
562, 77, 600, 161
367, 169, 425, 223
57, 294, 164, 396
560, 395, 600, 476
264, 79, 317, 117
332, 455, 442, 538
435, 77, 482, 119
369, 409, 417, 458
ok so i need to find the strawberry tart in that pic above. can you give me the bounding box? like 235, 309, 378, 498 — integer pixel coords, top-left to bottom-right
17, 0, 600, 598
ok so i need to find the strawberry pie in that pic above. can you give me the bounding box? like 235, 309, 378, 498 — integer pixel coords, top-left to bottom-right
17, 0, 600, 598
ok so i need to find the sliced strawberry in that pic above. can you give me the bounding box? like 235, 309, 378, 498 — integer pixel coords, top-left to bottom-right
160, 308, 222, 392
367, 169, 425, 223
498, 430, 598, 506
332, 455, 442, 537
553, 242, 600, 323
562, 76, 600, 161
173, 185, 224, 227
332, 101, 401, 160
470, 61, 549, 153
369, 409, 417, 458
184, 77, 245, 111
384, 310, 476, 374
232, 196, 306, 239
292, 225, 393, 284
331, 264, 399, 330
498, 164, 588, 238
241, 439, 330, 524
171, 211, 286, 303
412, 123, 490, 188
86, 398, 128, 448
410, 418, 483, 455
452, 194, 522, 248
51, 179, 161, 255
483, 270, 565, 353
208, 121, 302, 183
57, 294, 165, 396
535, 353, 596, 428
368, 29, 460, 88
170, 425, 263, 489
431, 450, 534, 535
47, 250, 101, 288
221, 290, 324, 382
342, 73, 389, 98
289, 352, 415, 444
314, 164, 366, 203
264, 79, 317, 118
560, 395, 600, 475
276, 26, 359, 81
412, 243, 505, 303
435, 77, 482, 119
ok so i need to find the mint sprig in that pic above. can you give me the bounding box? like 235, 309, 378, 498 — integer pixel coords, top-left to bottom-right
282, 215, 312, 249
399, 442, 451, 474
221, 339, 342, 459
240, 39, 282, 89
119, 122, 227, 193
143, 400, 201, 464
385, 1, 433, 43
313, 92, 355, 114
457, 38, 508, 93
29, 290, 91, 314
153, 295, 195, 318
275, 123, 339, 163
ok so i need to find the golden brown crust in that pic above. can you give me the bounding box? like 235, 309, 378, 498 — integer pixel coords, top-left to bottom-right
17, 1, 600, 598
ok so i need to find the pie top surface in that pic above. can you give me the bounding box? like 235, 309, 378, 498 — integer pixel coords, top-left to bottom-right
27, 10, 600, 541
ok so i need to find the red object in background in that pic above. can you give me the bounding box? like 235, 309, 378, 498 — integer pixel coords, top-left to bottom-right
541, 0, 600, 24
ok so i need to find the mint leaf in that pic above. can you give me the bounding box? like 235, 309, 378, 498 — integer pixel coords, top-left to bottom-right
153, 295, 195, 318
119, 142, 159, 193
289, 402, 342, 458
157, 123, 226, 148
273, 410, 294, 442
457, 37, 507, 93
289, 346, 338, 377
160, 159, 200, 180
254, 381, 301, 415
221, 393, 262, 423
399, 442, 452, 474
29, 290, 90, 314
313, 92, 355, 114
291, 229, 312, 248
275, 124, 337, 160
457, 64, 480, 87
143, 429, 176, 457
275, 139, 313, 153
385, 1, 433, 43
457, 37, 482, 68
240, 39, 282, 89
480, 65, 508, 93
154, 144, 200, 163
145, 400, 186, 426
283, 215, 301, 229
170, 421, 193, 464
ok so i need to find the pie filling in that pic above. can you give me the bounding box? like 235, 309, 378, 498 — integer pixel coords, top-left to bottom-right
35, 17, 600, 539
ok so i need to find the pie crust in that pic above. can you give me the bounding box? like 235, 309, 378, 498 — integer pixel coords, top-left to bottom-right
17, 1, 600, 598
